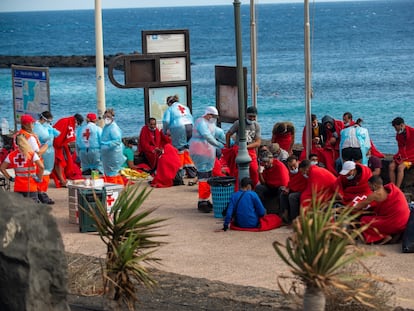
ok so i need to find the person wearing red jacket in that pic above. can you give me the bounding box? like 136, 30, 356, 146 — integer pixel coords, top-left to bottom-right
299, 159, 338, 209
389, 117, 414, 188
52, 114, 84, 187
255, 150, 289, 215
138, 117, 170, 171
280, 155, 307, 223
335, 161, 372, 207
271, 121, 295, 155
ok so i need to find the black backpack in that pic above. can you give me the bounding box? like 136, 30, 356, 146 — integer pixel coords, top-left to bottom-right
402, 203, 414, 253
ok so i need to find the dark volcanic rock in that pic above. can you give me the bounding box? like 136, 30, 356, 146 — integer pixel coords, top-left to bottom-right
0, 55, 118, 68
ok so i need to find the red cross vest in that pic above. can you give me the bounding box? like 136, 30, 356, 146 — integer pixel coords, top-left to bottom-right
13, 129, 41, 151
6, 150, 38, 193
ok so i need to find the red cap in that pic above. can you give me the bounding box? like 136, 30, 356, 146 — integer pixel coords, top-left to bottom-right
21, 114, 35, 125
86, 113, 97, 121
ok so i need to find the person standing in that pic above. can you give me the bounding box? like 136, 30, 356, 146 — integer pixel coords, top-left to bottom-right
389, 117, 414, 188
76, 113, 103, 175
225, 106, 261, 187
33, 111, 60, 204
52, 113, 84, 187
1, 135, 44, 202
100, 108, 126, 185
162, 95, 196, 181
189, 106, 224, 213
138, 117, 170, 171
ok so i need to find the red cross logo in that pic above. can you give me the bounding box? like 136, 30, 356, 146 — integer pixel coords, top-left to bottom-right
178, 105, 186, 115
13, 153, 26, 167
83, 128, 91, 140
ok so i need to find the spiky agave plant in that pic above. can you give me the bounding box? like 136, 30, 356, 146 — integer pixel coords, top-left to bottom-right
273, 192, 386, 311
83, 183, 168, 311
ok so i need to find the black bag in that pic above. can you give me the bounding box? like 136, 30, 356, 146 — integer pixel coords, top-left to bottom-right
402, 204, 414, 253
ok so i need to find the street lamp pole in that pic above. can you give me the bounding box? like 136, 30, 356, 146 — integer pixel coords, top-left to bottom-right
304, 0, 312, 158
95, 0, 106, 126
233, 0, 251, 182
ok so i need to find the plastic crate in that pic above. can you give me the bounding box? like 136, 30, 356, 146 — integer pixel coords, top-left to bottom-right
208, 177, 236, 218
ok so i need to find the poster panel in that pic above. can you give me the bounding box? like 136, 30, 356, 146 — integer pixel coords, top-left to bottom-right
146, 33, 186, 53
12, 65, 50, 125
148, 86, 187, 124
160, 57, 186, 82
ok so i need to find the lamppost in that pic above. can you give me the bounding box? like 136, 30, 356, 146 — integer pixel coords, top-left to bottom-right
233, 0, 251, 181
95, 0, 106, 126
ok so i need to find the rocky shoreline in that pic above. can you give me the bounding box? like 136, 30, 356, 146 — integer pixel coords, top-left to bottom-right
0, 54, 124, 68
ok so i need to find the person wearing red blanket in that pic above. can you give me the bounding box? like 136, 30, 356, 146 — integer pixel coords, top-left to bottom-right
138, 117, 170, 171
280, 155, 307, 223
150, 143, 181, 188
52, 114, 84, 187
335, 161, 372, 207
389, 117, 414, 188
255, 151, 289, 215
299, 159, 338, 209
319, 115, 344, 175
354, 175, 410, 244
271, 121, 295, 155
299, 114, 323, 161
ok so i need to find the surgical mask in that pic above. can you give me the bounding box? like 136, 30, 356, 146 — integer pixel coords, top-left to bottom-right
346, 174, 355, 180
104, 118, 112, 125
290, 168, 298, 174
398, 128, 404, 134
310, 161, 318, 166
208, 118, 217, 124
344, 122, 350, 127
149, 127, 156, 131
132, 146, 137, 152
303, 173, 309, 179
246, 119, 253, 125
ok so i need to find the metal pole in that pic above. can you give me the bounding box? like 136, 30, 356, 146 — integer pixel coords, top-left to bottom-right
95, 0, 106, 126
250, 0, 257, 108
304, 0, 312, 158
234, 0, 251, 182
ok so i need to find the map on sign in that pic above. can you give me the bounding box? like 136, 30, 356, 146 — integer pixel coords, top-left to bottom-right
12, 65, 50, 123
148, 86, 187, 123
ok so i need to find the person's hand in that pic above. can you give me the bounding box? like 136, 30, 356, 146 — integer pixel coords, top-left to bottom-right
259, 166, 265, 174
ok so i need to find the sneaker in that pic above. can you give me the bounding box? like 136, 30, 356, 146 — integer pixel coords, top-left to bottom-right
198, 201, 212, 213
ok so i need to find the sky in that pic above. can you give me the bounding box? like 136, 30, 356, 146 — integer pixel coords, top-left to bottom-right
0, 0, 367, 12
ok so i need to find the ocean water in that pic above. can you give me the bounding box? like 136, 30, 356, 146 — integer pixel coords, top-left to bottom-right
0, 0, 413, 154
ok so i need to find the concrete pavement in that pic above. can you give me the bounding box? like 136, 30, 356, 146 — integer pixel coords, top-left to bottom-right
46, 181, 414, 309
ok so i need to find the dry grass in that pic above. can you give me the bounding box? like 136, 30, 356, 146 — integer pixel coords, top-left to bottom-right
66, 252, 105, 296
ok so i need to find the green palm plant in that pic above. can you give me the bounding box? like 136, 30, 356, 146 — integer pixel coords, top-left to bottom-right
273, 192, 386, 311
82, 183, 168, 311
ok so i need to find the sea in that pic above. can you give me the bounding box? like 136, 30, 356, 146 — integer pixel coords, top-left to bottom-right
0, 0, 413, 154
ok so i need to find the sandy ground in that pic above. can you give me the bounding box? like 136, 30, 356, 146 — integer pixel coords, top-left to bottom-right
46, 181, 414, 309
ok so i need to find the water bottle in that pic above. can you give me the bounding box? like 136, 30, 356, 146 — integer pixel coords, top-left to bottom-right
1, 118, 9, 135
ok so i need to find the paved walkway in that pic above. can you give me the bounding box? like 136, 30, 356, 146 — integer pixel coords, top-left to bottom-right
47, 182, 414, 309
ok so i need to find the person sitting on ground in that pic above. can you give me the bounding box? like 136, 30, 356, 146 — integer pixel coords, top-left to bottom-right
389, 117, 414, 188
138, 117, 170, 172
299, 159, 338, 209
335, 160, 372, 207
353, 175, 410, 244
0, 135, 44, 202
122, 139, 139, 170
309, 153, 325, 168
271, 121, 295, 155
255, 150, 289, 215
279, 155, 307, 224
268, 143, 289, 162
222, 177, 266, 231
75, 113, 103, 175
367, 148, 382, 176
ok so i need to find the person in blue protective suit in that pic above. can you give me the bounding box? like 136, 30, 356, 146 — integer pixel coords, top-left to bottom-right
162, 94, 196, 181
33, 111, 60, 204
189, 106, 224, 213
76, 113, 103, 175
339, 121, 371, 166
100, 108, 126, 185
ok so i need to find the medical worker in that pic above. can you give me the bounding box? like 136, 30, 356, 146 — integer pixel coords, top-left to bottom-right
189, 106, 224, 213
100, 108, 125, 185
76, 113, 103, 175
33, 111, 60, 204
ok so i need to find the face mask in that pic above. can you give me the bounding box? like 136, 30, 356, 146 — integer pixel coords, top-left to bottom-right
398, 128, 404, 134
132, 146, 137, 152
310, 161, 318, 166
149, 127, 156, 131
208, 118, 217, 124
346, 174, 355, 180
344, 122, 350, 127
245, 119, 253, 125
290, 168, 298, 174
303, 173, 309, 179
104, 118, 112, 125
